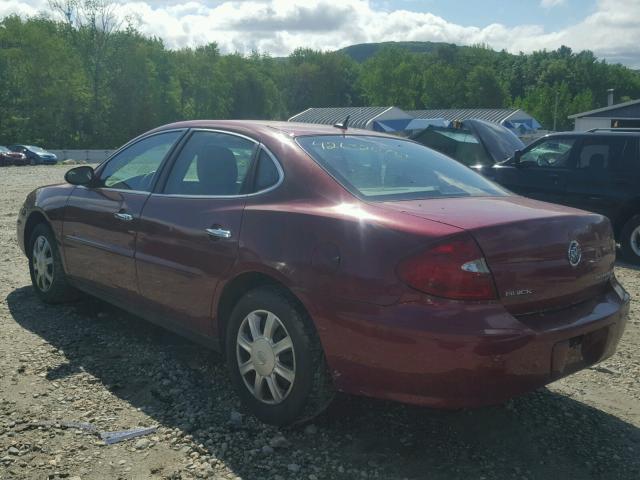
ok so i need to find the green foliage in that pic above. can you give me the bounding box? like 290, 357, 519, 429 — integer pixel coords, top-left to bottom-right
359, 47, 424, 109
1, 16, 640, 148
465, 65, 507, 108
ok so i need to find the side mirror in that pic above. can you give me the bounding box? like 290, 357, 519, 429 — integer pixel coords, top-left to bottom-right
65, 165, 95, 186
513, 150, 522, 163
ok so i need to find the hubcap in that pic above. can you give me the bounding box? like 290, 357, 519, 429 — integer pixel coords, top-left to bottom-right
32, 235, 54, 292
631, 226, 640, 257
236, 310, 295, 404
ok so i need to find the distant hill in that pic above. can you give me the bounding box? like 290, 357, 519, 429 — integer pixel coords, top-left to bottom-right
338, 41, 463, 62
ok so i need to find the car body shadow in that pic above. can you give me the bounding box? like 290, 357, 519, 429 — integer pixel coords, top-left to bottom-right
616, 259, 640, 272
6, 286, 640, 479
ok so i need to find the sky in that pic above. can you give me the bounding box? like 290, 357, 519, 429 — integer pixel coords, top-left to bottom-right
2, 0, 640, 67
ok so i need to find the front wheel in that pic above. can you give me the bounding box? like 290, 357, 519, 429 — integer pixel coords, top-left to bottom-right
28, 224, 79, 303
225, 286, 334, 425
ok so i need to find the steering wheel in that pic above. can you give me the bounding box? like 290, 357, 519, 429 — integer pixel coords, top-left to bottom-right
536, 154, 553, 167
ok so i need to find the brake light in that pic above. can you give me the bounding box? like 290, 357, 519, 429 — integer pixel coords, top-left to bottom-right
397, 234, 497, 300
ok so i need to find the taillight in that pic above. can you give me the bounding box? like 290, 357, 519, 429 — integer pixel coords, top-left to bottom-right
397, 234, 497, 300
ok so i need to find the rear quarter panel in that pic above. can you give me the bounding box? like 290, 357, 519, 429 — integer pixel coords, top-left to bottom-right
232, 135, 463, 308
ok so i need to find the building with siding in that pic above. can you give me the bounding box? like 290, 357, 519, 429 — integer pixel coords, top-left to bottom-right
569, 99, 640, 131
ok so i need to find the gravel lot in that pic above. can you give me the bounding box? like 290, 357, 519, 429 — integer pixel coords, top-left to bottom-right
1, 165, 639, 480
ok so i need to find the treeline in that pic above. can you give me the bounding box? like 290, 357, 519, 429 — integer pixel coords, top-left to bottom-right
1, 13, 640, 148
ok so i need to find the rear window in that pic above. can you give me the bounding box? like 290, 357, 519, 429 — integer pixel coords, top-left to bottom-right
27, 146, 47, 153
297, 135, 507, 201
411, 128, 493, 167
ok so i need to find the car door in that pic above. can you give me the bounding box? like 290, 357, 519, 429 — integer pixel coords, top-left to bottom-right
564, 135, 639, 218
62, 130, 185, 301
495, 136, 577, 204
135, 130, 262, 336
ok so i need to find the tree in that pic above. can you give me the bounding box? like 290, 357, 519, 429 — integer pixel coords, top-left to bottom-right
359, 47, 423, 108
283, 49, 361, 114
49, 0, 124, 143
421, 62, 463, 108
465, 65, 507, 108
2, 15, 640, 147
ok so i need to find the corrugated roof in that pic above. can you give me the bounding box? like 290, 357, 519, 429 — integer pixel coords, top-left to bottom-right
568, 99, 640, 119
288, 106, 394, 129
408, 108, 520, 124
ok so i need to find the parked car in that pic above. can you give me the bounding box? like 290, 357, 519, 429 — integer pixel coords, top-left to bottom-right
474, 129, 640, 264
9, 144, 57, 165
17, 121, 629, 425
0, 146, 27, 166
410, 119, 525, 167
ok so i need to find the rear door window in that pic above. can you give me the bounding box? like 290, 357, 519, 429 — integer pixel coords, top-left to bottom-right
575, 137, 637, 175
164, 131, 257, 196
253, 150, 281, 192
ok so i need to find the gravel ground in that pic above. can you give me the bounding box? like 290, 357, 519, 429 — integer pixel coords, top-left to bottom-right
1, 165, 639, 480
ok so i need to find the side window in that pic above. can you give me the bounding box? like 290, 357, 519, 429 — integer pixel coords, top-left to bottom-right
100, 131, 182, 191
576, 139, 610, 172
253, 150, 281, 191
164, 131, 257, 196
520, 138, 576, 168
575, 137, 638, 175
609, 138, 637, 173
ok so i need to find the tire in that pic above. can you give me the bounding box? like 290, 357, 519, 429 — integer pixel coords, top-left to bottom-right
29, 157, 36, 166
225, 285, 335, 426
620, 215, 640, 265
28, 223, 79, 303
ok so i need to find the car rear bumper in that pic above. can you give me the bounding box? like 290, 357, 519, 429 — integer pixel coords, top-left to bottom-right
306, 277, 629, 408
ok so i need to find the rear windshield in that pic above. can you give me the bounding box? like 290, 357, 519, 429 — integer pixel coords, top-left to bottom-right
297, 135, 508, 201
411, 128, 494, 167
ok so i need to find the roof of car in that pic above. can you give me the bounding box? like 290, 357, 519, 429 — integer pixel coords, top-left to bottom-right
544, 129, 640, 138
151, 120, 397, 139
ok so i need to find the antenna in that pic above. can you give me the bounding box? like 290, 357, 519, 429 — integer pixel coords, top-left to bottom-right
333, 115, 350, 130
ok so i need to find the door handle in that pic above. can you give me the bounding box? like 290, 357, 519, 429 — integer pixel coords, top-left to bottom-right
114, 212, 133, 222
206, 227, 231, 239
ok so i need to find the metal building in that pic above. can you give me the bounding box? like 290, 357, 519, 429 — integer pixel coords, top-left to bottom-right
288, 106, 413, 130
408, 108, 541, 133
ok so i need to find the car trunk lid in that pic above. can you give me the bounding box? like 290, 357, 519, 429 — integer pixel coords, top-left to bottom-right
381, 196, 615, 315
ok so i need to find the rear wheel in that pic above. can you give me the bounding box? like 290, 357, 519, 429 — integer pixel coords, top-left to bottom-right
225, 285, 334, 425
28, 224, 79, 303
620, 215, 640, 265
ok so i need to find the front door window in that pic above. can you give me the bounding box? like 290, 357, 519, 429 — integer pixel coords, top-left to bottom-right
99, 131, 183, 191
520, 138, 576, 168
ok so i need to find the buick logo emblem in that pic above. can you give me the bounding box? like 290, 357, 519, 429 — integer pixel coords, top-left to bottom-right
568, 241, 582, 267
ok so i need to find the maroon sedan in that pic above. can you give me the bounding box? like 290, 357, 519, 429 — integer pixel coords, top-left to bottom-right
0, 146, 27, 166
17, 121, 629, 425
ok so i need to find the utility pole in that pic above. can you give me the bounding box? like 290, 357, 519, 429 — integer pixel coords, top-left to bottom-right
553, 89, 559, 131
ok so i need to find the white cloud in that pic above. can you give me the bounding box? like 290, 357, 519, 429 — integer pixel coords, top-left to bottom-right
2, 0, 640, 67
0, 0, 45, 18
540, 0, 566, 7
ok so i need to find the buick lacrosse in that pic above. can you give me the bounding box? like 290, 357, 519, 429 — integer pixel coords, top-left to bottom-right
17, 120, 629, 425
